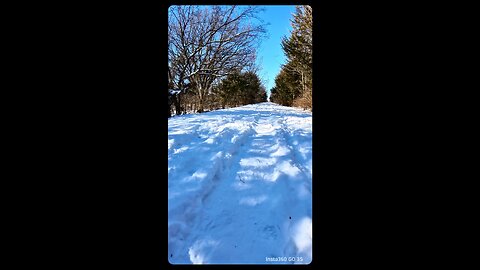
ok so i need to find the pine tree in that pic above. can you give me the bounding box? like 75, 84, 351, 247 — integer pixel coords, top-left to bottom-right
276, 5, 312, 109
215, 71, 267, 107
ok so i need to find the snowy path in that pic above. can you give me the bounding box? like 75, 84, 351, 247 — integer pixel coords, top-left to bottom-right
168, 102, 312, 264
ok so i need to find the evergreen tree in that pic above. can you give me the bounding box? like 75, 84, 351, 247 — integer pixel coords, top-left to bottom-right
215, 71, 267, 108
274, 5, 312, 109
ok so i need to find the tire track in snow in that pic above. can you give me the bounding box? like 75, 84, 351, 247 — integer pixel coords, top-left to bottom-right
169, 123, 239, 261
173, 112, 265, 263
198, 122, 256, 205
277, 114, 312, 193
168, 118, 256, 263
189, 116, 257, 216
276, 112, 312, 260
184, 110, 301, 263
168, 103, 312, 263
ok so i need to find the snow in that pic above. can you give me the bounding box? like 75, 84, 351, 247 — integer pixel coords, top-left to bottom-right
169, 89, 181, 95
168, 102, 312, 264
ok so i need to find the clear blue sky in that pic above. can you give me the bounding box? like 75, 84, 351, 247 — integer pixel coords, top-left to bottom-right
255, 5, 296, 97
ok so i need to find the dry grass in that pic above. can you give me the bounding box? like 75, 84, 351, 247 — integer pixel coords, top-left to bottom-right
292, 91, 312, 111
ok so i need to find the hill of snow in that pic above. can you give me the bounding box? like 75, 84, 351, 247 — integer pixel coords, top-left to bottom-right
168, 102, 312, 264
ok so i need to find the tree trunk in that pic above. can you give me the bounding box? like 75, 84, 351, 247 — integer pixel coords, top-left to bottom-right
197, 87, 204, 112
172, 95, 178, 115
173, 94, 182, 115
301, 71, 305, 95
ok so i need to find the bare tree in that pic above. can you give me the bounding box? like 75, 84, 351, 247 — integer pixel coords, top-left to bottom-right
168, 5, 266, 113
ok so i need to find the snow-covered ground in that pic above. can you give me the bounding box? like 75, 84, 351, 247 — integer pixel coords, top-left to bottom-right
168, 102, 312, 264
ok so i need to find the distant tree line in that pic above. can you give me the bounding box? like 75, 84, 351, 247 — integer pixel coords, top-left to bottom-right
168, 5, 268, 117
270, 6, 312, 110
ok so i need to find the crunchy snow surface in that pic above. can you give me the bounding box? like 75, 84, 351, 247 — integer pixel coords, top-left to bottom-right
168, 102, 312, 264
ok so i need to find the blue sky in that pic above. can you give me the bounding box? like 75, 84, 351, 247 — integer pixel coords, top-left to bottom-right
255, 5, 296, 96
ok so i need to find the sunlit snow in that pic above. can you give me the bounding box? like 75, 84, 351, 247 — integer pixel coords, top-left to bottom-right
168, 102, 312, 264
